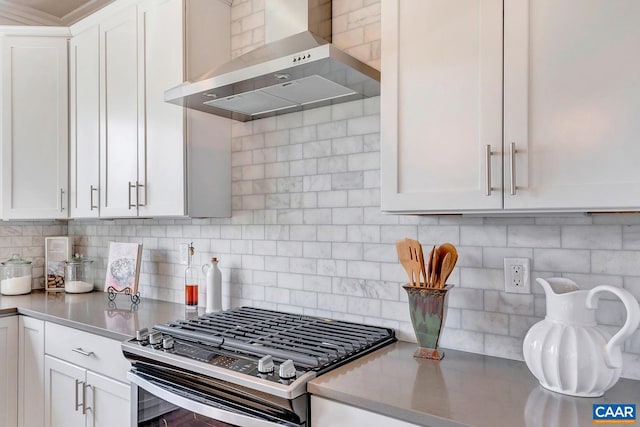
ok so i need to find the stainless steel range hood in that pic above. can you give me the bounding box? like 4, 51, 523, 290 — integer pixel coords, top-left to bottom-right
165, 0, 380, 122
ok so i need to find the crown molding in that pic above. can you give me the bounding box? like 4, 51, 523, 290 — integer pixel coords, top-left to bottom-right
69, 0, 137, 35
0, 1, 62, 26
61, 0, 114, 26
0, 25, 71, 36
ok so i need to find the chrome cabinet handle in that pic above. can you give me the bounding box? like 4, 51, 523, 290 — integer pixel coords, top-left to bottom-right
75, 379, 83, 412
128, 182, 137, 209
509, 142, 517, 195
485, 144, 492, 196
72, 347, 95, 357
137, 183, 145, 207
90, 185, 99, 210
60, 188, 65, 212
82, 383, 91, 415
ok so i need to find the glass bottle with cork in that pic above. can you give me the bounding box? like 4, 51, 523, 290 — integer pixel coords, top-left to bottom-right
184, 243, 198, 310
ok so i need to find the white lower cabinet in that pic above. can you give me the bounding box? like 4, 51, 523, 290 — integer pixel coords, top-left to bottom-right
311, 396, 421, 427
18, 316, 45, 427
45, 356, 87, 427
44, 356, 130, 427
44, 322, 131, 427
0, 316, 18, 427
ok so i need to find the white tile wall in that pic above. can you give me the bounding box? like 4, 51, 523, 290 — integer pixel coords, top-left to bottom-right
0, 0, 616, 382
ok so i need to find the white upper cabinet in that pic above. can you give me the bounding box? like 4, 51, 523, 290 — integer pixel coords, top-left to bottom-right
70, 26, 100, 218
381, 0, 503, 212
70, 0, 231, 219
1, 36, 69, 219
99, 6, 141, 218
504, 0, 640, 211
382, 0, 640, 213
137, 0, 185, 217
137, 0, 231, 218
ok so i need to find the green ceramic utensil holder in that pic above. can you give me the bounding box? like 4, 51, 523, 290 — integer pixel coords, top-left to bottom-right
403, 284, 453, 360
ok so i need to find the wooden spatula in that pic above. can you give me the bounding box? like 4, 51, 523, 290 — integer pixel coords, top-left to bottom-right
396, 238, 427, 286
406, 239, 427, 287
396, 239, 416, 286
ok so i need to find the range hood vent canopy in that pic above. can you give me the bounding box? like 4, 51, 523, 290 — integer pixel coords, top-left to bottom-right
165, 0, 380, 122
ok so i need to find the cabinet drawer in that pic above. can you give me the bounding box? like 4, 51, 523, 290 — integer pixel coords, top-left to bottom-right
45, 322, 130, 383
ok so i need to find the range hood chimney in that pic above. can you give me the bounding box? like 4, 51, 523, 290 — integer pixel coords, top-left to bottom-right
165, 0, 380, 122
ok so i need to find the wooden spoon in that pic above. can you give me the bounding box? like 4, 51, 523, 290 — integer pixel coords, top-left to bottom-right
437, 243, 458, 287
430, 246, 440, 287
426, 245, 435, 287
438, 252, 453, 288
439, 243, 458, 268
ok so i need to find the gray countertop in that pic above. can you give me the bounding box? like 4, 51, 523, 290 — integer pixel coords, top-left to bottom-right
3, 291, 639, 426
308, 341, 640, 427
0, 290, 190, 341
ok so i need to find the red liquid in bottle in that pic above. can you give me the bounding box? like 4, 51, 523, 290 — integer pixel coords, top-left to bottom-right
185, 284, 198, 308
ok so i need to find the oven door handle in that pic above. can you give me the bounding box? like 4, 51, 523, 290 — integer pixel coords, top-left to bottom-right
128, 371, 294, 427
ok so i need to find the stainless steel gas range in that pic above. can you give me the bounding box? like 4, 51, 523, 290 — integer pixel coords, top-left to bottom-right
122, 306, 396, 426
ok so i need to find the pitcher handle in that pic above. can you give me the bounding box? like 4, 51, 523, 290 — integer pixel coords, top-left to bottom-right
202, 263, 210, 276
586, 285, 640, 369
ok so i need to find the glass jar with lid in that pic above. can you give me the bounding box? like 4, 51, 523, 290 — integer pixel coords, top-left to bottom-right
1, 253, 33, 295
64, 255, 94, 294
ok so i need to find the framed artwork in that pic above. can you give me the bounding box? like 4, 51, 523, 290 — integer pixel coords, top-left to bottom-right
45, 237, 71, 292
104, 242, 143, 294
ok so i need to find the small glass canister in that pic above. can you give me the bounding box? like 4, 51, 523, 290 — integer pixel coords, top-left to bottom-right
64, 255, 94, 294
1, 254, 33, 295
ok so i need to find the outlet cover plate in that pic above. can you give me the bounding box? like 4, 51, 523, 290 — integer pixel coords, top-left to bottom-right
504, 257, 530, 294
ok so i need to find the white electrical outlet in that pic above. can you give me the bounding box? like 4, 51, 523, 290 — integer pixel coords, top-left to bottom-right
504, 257, 530, 294
178, 243, 189, 265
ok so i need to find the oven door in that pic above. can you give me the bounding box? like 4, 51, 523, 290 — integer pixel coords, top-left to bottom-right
128, 368, 307, 427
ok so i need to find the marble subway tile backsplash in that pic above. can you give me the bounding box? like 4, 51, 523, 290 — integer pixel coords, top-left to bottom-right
63, 104, 640, 380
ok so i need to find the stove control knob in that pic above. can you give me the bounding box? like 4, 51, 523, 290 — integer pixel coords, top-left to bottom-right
149, 330, 163, 346
278, 359, 296, 380
162, 336, 174, 351
135, 328, 149, 342
258, 355, 274, 374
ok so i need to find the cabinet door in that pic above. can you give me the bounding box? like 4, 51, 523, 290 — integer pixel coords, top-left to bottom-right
99, 7, 140, 218
18, 316, 45, 427
137, 0, 186, 217
311, 396, 421, 427
87, 371, 130, 427
70, 26, 101, 218
44, 355, 86, 427
380, 0, 503, 212
0, 316, 18, 427
1, 36, 69, 219
504, 0, 640, 210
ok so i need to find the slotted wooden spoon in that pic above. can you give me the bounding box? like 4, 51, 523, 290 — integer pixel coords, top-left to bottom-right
406, 238, 427, 286
396, 238, 428, 286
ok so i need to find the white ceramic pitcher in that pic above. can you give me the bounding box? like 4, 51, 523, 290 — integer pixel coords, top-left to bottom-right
523, 277, 640, 397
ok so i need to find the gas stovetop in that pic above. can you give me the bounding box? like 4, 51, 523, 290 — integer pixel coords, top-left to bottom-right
122, 307, 395, 399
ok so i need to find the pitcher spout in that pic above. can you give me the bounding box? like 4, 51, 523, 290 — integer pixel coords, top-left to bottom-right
535, 277, 580, 297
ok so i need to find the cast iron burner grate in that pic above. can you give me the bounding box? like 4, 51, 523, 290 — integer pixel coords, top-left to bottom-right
152, 307, 395, 371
